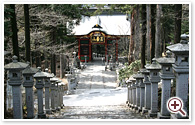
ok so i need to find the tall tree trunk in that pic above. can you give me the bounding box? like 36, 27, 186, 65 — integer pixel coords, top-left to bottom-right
51, 54, 56, 75
128, 8, 136, 65
24, 4, 31, 62
51, 28, 56, 75
35, 51, 41, 67
155, 4, 162, 58
150, 4, 156, 62
146, 4, 151, 63
10, 4, 19, 60
174, 4, 182, 44
141, 4, 146, 68
60, 54, 64, 78
134, 5, 141, 60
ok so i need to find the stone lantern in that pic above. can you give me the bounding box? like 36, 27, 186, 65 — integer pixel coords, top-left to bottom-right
56, 79, 62, 111
146, 59, 161, 117
50, 76, 58, 112
43, 68, 53, 114
129, 77, 135, 108
4, 56, 28, 119
22, 64, 38, 118
126, 79, 131, 105
133, 72, 144, 112
156, 55, 175, 119
167, 35, 189, 118
137, 71, 145, 112
59, 82, 65, 109
140, 67, 151, 114
129, 77, 136, 109
33, 67, 47, 118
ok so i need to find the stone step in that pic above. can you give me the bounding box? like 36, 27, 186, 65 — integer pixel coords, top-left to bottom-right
48, 105, 146, 119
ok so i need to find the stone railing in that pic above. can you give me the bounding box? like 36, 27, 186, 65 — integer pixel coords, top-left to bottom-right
126, 37, 189, 119
4, 58, 68, 119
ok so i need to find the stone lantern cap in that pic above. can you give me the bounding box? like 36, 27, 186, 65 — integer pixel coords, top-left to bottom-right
140, 68, 150, 74
166, 50, 172, 57
33, 67, 47, 78
56, 79, 62, 83
166, 40, 189, 55
133, 73, 144, 79
22, 65, 38, 75
144, 63, 151, 69
126, 79, 132, 83
145, 60, 161, 70
156, 57, 175, 65
4, 56, 29, 70
43, 72, 53, 78
129, 76, 136, 82
50, 77, 58, 82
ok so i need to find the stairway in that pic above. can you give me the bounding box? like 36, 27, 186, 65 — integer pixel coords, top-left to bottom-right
48, 105, 145, 119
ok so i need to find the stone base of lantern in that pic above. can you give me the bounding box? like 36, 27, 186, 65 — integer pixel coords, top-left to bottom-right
61, 104, 65, 109
137, 107, 143, 113
132, 105, 138, 112
148, 110, 157, 117
126, 101, 129, 104
129, 104, 134, 107
141, 107, 149, 114
157, 112, 170, 119
37, 113, 46, 119
51, 108, 56, 112
56, 107, 61, 111
45, 109, 52, 114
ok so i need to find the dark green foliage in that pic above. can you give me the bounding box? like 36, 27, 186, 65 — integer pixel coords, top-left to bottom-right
119, 60, 141, 81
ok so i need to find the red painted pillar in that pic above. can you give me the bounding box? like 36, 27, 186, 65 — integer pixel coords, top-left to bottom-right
89, 39, 92, 61
105, 39, 107, 61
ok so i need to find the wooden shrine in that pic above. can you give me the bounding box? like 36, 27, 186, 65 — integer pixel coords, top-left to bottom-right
76, 24, 120, 62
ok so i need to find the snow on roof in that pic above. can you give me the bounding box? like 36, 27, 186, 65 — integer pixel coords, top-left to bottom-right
72, 14, 130, 36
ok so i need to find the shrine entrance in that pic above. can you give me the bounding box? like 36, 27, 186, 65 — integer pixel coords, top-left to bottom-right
77, 24, 119, 62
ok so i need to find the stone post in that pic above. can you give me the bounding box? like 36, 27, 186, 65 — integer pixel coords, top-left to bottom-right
146, 59, 161, 117
58, 82, 65, 109
138, 73, 145, 112
33, 67, 47, 118
56, 79, 62, 111
66, 74, 72, 94
50, 77, 57, 112
126, 79, 131, 105
22, 65, 38, 118
51, 77, 61, 111
156, 56, 175, 119
131, 79, 136, 108
133, 75, 140, 110
167, 36, 189, 118
4, 56, 28, 119
6, 81, 13, 110
140, 68, 151, 114
43, 68, 53, 114
133, 73, 144, 112
129, 81, 133, 107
